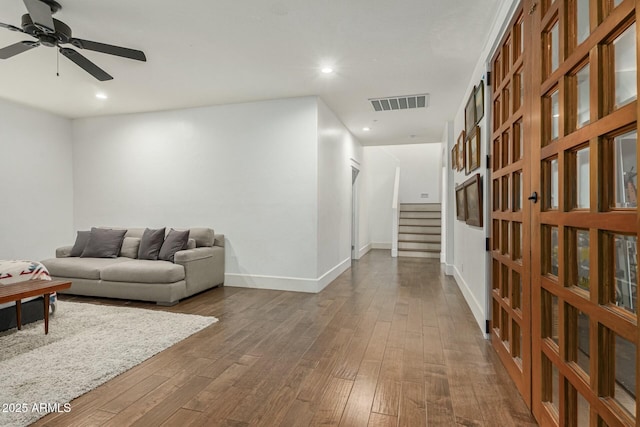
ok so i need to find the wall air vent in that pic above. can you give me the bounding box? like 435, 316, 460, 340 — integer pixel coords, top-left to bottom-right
369, 93, 429, 112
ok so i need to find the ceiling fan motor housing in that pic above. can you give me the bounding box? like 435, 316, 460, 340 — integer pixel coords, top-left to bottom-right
21, 14, 71, 45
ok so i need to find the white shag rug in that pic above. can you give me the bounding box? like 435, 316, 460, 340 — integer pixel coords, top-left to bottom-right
0, 300, 217, 427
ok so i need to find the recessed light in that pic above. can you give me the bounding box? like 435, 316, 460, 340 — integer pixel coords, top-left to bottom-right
95, 92, 108, 100
363, 127, 370, 131
321, 67, 334, 74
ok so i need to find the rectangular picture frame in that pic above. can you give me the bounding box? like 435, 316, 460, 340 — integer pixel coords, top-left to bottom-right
451, 144, 458, 170
455, 183, 467, 221
466, 125, 481, 175
457, 130, 466, 172
475, 80, 484, 124
464, 86, 476, 135
464, 173, 483, 227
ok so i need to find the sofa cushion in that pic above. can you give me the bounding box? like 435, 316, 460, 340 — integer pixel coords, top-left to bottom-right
138, 228, 165, 260
187, 238, 196, 250
119, 237, 141, 258
42, 257, 132, 280
100, 260, 185, 284
124, 228, 146, 239
81, 228, 127, 258
188, 228, 215, 247
70, 230, 91, 257
159, 229, 189, 262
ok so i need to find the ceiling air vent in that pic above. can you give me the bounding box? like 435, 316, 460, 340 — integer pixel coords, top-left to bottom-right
370, 93, 429, 112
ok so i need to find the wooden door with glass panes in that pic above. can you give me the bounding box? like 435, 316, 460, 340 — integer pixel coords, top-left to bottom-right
490, 4, 532, 405
530, 0, 639, 425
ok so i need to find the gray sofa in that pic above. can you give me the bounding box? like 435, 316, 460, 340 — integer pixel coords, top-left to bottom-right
41, 227, 224, 306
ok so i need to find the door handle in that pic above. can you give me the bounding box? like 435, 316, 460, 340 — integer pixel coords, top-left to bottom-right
528, 191, 538, 203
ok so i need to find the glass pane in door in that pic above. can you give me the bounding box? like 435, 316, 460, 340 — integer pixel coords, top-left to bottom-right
576, 65, 590, 128
614, 335, 637, 417
614, 23, 637, 109
614, 131, 638, 208
575, 147, 590, 209
576, 0, 590, 45
614, 235, 638, 314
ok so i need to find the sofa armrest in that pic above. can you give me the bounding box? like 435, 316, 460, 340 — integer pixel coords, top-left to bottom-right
175, 246, 224, 295
56, 246, 73, 258
174, 247, 214, 263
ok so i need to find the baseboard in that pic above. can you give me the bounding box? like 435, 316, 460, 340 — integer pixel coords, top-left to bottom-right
445, 263, 455, 276
225, 273, 318, 293
225, 258, 351, 294
452, 266, 486, 335
316, 258, 351, 292
358, 243, 372, 258
371, 242, 391, 250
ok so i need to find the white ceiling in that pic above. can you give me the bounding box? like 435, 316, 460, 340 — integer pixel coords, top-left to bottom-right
0, 0, 501, 145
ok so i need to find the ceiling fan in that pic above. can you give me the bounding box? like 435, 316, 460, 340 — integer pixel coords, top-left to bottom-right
0, 0, 146, 81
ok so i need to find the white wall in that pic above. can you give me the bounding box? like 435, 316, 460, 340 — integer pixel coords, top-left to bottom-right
0, 99, 74, 261
357, 157, 371, 257
363, 147, 398, 247
441, 121, 455, 267
72, 97, 321, 289
391, 144, 442, 204
364, 143, 443, 247
316, 98, 363, 283
446, 0, 520, 333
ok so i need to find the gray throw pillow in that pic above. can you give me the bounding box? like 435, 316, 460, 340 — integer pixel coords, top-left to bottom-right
81, 228, 127, 258
119, 237, 141, 258
70, 230, 90, 257
138, 228, 166, 260
159, 229, 190, 263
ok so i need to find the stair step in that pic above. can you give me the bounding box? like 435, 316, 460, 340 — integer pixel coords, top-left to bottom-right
400, 203, 441, 212
399, 212, 441, 219
398, 233, 441, 243
399, 225, 441, 234
398, 250, 440, 258
398, 241, 441, 251
399, 218, 440, 227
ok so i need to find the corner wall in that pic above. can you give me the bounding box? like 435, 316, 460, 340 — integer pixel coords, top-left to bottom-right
316, 99, 363, 288
72, 97, 321, 290
0, 99, 74, 261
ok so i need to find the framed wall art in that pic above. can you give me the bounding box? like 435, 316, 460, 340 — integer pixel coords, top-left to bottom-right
451, 144, 458, 170
464, 86, 476, 135
474, 81, 484, 124
456, 130, 465, 172
466, 126, 481, 174
455, 183, 467, 221
464, 173, 483, 227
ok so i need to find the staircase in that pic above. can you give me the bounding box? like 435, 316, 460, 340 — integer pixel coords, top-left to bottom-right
397, 203, 441, 258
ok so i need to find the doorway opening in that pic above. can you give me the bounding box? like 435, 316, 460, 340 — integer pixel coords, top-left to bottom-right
351, 165, 360, 261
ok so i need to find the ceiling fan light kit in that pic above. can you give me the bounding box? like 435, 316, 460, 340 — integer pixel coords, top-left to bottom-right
0, 0, 146, 81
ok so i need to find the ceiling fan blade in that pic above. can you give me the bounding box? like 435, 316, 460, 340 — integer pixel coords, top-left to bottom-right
0, 22, 24, 33
69, 38, 146, 62
23, 0, 55, 33
59, 47, 113, 81
0, 41, 38, 59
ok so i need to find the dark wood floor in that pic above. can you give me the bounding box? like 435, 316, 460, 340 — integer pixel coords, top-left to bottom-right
34, 250, 537, 426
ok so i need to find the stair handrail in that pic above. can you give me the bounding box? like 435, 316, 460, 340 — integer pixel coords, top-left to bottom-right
391, 167, 400, 257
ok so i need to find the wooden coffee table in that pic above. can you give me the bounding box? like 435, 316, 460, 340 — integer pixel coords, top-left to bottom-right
0, 279, 71, 334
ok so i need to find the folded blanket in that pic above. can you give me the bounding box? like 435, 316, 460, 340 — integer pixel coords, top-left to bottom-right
0, 260, 54, 309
